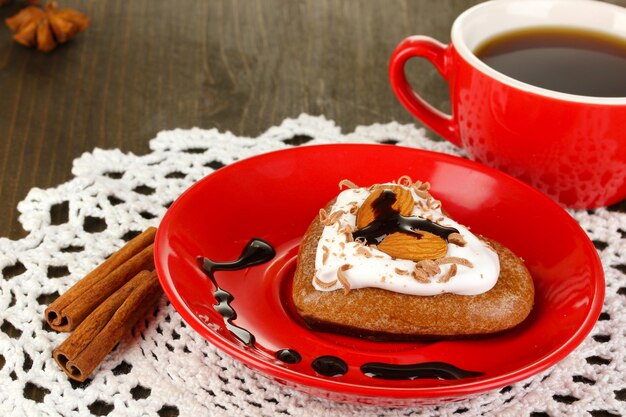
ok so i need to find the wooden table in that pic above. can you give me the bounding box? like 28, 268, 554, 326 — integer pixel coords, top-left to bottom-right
0, 0, 483, 240
2, 0, 626, 241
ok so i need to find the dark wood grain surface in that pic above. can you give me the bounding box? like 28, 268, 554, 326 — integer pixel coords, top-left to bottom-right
0, 0, 482, 240
2, 0, 626, 241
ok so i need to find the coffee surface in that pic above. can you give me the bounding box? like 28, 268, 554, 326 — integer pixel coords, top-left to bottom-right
474, 27, 626, 97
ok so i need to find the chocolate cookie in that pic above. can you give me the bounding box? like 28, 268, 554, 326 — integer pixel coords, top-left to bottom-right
292, 200, 534, 340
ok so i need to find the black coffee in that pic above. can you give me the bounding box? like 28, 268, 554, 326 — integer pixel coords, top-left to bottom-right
474, 27, 626, 97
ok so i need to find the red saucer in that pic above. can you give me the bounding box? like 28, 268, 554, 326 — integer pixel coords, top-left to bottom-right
154, 144, 604, 406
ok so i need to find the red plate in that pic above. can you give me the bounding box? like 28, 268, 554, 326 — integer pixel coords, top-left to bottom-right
154, 144, 604, 406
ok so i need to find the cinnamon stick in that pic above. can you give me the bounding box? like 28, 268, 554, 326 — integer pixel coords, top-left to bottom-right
54, 270, 162, 382
45, 227, 157, 332
53, 273, 146, 371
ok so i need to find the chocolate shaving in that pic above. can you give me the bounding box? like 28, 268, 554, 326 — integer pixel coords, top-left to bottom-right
322, 246, 329, 265
412, 180, 431, 195
314, 275, 337, 289
448, 233, 467, 247
397, 175, 413, 187
319, 208, 329, 223
336, 264, 352, 294
394, 268, 409, 275
435, 256, 473, 268
415, 260, 440, 276
412, 269, 431, 283
338, 179, 359, 190
427, 198, 442, 210
328, 210, 345, 225
320, 209, 345, 226
415, 189, 430, 199
356, 246, 372, 258
338, 224, 355, 242
348, 202, 359, 215
438, 264, 458, 283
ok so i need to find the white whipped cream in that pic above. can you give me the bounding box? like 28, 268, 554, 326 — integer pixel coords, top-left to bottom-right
313, 184, 500, 296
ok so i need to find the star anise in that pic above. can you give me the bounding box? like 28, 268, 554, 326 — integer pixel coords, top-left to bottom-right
5, 1, 90, 52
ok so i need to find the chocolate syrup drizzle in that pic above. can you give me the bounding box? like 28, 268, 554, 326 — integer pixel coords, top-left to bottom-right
352, 189, 459, 244
275, 349, 302, 364
312, 356, 348, 377
198, 238, 275, 346
194, 210, 470, 379
361, 362, 482, 380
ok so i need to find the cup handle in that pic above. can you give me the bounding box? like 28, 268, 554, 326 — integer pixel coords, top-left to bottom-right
389, 36, 460, 147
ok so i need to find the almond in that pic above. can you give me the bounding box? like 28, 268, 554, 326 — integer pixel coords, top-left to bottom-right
377, 231, 447, 261
356, 185, 414, 229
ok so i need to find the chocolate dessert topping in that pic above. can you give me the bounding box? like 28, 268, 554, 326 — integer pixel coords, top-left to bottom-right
361, 361, 482, 380
311, 356, 348, 377
352, 189, 459, 244
275, 349, 302, 364
198, 238, 276, 346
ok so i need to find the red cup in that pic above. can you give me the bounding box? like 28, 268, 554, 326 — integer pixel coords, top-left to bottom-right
389, 0, 626, 209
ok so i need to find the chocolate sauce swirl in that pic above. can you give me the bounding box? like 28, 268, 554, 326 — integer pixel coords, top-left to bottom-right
361, 361, 482, 380
312, 356, 348, 377
275, 349, 302, 364
352, 189, 458, 244
198, 238, 275, 346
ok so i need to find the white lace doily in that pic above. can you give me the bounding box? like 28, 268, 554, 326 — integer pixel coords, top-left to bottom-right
0, 114, 624, 417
